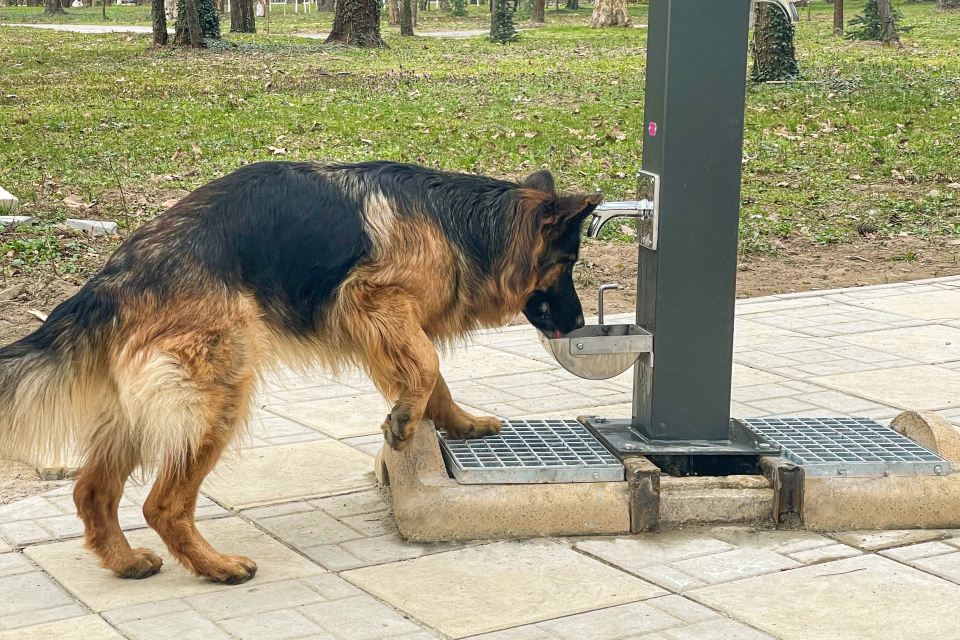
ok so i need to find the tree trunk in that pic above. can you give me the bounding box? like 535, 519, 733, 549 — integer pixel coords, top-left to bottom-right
317, 0, 332, 9
101, 0, 106, 19
588, 0, 628, 27
388, 0, 398, 23
564, 0, 577, 9
165, 0, 177, 19
833, 0, 843, 35
876, 0, 899, 43
400, 0, 413, 34
152, 0, 168, 44
44, 0, 65, 15
230, 0, 255, 31
751, 2, 799, 82
438, 0, 450, 10
184, 0, 203, 46
326, 0, 386, 46
174, 0, 220, 44
531, 0, 544, 22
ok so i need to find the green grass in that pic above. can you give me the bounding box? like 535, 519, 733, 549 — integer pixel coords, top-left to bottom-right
0, 1, 959, 276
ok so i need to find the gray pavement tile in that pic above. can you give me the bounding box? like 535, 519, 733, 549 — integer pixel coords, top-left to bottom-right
644, 596, 719, 623
300, 595, 423, 639
219, 609, 326, 640
733, 352, 803, 370
465, 627, 557, 640
340, 511, 398, 538
799, 390, 891, 413
745, 397, 819, 415
102, 599, 192, 625
668, 549, 800, 585
339, 534, 463, 567
0, 615, 125, 640
114, 610, 231, 640
302, 545, 366, 572
252, 508, 366, 548
536, 601, 685, 640
688, 554, 960, 640
309, 489, 389, 518
908, 551, 960, 585
731, 383, 803, 403
707, 528, 834, 556
811, 365, 960, 410
0, 570, 85, 631
0, 497, 63, 523
301, 574, 365, 600
186, 580, 325, 620
342, 434, 387, 457
830, 529, 958, 551
879, 541, 957, 563
633, 565, 708, 593
786, 544, 862, 565
790, 359, 879, 377
0, 553, 34, 578
576, 534, 735, 571
659, 618, 777, 640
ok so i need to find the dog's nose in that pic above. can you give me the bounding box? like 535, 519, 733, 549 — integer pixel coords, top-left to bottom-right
575, 313, 584, 329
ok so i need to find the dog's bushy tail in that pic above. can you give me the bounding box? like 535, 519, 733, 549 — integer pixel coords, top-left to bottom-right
0, 287, 114, 466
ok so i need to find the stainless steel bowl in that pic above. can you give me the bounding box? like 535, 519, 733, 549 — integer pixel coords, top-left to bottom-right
538, 324, 653, 380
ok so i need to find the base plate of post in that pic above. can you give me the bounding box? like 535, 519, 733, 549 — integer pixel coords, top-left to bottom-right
580, 416, 777, 457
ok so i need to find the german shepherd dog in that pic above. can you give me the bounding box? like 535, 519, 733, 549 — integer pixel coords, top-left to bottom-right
0, 161, 600, 584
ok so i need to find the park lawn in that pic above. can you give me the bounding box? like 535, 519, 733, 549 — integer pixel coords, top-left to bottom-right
0, 0, 958, 280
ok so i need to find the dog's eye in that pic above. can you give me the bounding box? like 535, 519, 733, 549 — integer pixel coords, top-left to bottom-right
539, 302, 550, 314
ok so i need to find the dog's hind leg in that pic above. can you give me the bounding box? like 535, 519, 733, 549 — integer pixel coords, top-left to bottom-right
425, 373, 502, 440
74, 411, 163, 579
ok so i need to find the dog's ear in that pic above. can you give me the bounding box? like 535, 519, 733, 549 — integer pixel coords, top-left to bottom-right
523, 170, 557, 196
538, 192, 604, 229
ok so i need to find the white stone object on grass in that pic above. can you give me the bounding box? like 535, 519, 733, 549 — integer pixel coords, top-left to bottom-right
65, 219, 118, 236
0, 216, 31, 228
0, 187, 18, 215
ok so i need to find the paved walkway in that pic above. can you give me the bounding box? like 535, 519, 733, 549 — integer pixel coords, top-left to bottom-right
4, 276, 960, 639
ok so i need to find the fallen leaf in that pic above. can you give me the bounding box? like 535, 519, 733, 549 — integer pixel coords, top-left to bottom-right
170, 149, 184, 161
524, 131, 538, 138
606, 125, 626, 142
190, 142, 202, 156
63, 194, 88, 209
161, 199, 179, 209
266, 145, 288, 155
847, 173, 862, 180
27, 309, 47, 322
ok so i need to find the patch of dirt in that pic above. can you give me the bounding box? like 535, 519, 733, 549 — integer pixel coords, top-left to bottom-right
0, 460, 48, 506
571, 236, 960, 318
0, 275, 80, 346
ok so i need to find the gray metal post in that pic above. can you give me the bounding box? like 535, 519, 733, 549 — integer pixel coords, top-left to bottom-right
632, 0, 751, 442
583, 0, 770, 455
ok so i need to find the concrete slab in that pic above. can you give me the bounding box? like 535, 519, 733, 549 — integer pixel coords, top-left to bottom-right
879, 541, 957, 562
264, 393, 390, 439
785, 544, 861, 565
202, 440, 376, 509
0, 187, 18, 215
689, 555, 960, 640
24, 517, 325, 612
853, 289, 960, 321
0, 539, 10, 554
438, 345, 557, 381
831, 529, 958, 551
909, 551, 960, 585
668, 549, 800, 585
344, 540, 666, 638
707, 527, 835, 555
811, 365, 960, 410
839, 324, 960, 364
659, 476, 773, 526
576, 534, 735, 570
0, 616, 124, 640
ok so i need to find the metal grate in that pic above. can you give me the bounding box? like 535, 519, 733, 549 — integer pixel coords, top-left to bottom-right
438, 419, 624, 484
740, 417, 951, 478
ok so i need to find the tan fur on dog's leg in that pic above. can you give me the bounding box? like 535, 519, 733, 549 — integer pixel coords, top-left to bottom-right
425, 373, 502, 440
75, 442, 162, 580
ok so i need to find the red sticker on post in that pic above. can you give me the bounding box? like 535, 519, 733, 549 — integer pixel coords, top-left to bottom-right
648, 122, 658, 136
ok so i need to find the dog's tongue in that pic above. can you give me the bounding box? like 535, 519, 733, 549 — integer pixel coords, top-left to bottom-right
552, 330, 563, 339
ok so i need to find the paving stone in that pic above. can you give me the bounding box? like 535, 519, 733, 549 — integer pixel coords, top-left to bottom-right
688, 554, 960, 640
302, 544, 366, 571
242, 501, 315, 521
186, 579, 325, 619
853, 289, 960, 320
340, 511, 398, 537
344, 540, 666, 638
839, 324, 960, 364
0, 615, 124, 640
733, 351, 803, 370
731, 384, 802, 403
786, 544, 862, 565
465, 627, 556, 640
115, 610, 231, 640
576, 534, 735, 571
25, 517, 324, 612
263, 382, 361, 403
201, 440, 376, 509
342, 434, 387, 456
909, 551, 960, 585
669, 549, 800, 585
745, 397, 818, 415
0, 553, 34, 577
301, 574, 364, 600
101, 598, 192, 624
339, 534, 459, 567
310, 489, 388, 518
0, 497, 63, 523
707, 527, 833, 555
645, 595, 719, 624
517, 402, 633, 421
300, 595, 423, 639
0, 570, 85, 631
879, 541, 957, 563
659, 618, 776, 640
537, 600, 685, 639
811, 365, 960, 411
440, 346, 557, 381
790, 359, 879, 377
830, 529, 955, 551
633, 565, 708, 593
220, 609, 326, 640
253, 508, 365, 548
0, 538, 11, 554
265, 394, 390, 439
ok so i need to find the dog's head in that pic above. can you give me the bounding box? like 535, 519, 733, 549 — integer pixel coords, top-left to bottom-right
517, 170, 602, 337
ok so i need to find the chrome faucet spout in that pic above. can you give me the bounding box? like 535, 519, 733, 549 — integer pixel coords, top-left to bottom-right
587, 200, 655, 238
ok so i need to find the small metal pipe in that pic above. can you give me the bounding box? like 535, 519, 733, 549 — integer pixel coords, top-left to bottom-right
598, 284, 618, 325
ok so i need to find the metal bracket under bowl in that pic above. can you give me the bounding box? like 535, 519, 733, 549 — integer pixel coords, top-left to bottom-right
539, 324, 652, 380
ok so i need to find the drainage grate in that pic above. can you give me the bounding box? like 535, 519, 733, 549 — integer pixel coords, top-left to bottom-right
438, 419, 624, 484
740, 417, 951, 478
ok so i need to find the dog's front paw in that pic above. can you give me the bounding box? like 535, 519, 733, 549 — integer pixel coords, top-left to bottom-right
443, 416, 503, 440
382, 405, 417, 451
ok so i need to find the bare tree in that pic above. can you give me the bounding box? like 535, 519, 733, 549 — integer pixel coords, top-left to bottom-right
589, 0, 629, 27
876, 0, 899, 44
326, 0, 386, 47
231, 0, 256, 32
400, 0, 413, 34
531, 0, 544, 22
44, 0, 65, 15
152, 0, 168, 44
